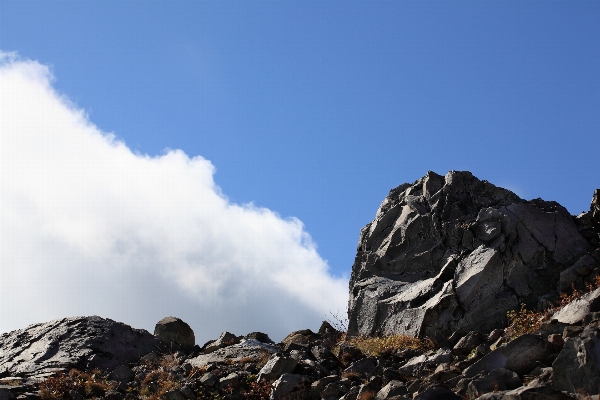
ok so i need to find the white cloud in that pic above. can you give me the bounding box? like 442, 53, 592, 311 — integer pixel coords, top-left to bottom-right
0, 53, 348, 343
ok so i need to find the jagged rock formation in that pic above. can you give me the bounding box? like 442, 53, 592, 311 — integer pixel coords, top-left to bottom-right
348, 171, 598, 338
0, 316, 164, 379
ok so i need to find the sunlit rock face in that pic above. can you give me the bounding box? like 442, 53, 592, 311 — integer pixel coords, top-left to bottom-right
348, 171, 590, 338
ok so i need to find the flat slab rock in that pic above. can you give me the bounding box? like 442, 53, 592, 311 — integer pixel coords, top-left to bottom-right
348, 170, 592, 338
189, 339, 279, 367
0, 316, 163, 378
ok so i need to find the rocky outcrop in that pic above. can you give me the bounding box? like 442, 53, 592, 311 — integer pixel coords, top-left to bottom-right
348, 171, 597, 339
0, 316, 163, 379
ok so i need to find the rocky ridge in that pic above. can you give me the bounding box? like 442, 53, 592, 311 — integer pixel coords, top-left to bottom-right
1, 173, 599, 400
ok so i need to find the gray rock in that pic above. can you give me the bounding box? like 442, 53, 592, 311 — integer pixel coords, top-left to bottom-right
464, 334, 552, 378
375, 380, 408, 400
321, 380, 350, 399
219, 372, 239, 388
553, 321, 600, 395
199, 372, 217, 387
108, 364, 134, 384
190, 339, 278, 368
413, 386, 462, 400
343, 357, 377, 377
270, 373, 309, 400
245, 332, 274, 344
398, 348, 452, 377
339, 386, 360, 400
204, 331, 240, 353
466, 368, 521, 398
453, 331, 483, 357
348, 171, 590, 338
154, 317, 195, 352
257, 354, 298, 381
552, 287, 600, 325
0, 316, 162, 378
310, 376, 339, 399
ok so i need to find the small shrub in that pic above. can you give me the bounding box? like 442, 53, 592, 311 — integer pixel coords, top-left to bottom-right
326, 310, 349, 332
241, 379, 274, 400
506, 304, 543, 339
39, 371, 77, 400
39, 369, 114, 400
140, 370, 180, 400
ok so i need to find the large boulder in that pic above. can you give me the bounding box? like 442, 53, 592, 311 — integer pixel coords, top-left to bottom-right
154, 317, 195, 352
0, 316, 163, 378
348, 171, 592, 338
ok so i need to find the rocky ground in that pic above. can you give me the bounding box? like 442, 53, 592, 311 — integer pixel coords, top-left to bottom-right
1, 290, 600, 400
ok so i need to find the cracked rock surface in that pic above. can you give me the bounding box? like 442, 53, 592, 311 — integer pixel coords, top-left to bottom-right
348, 171, 593, 338
0, 316, 164, 379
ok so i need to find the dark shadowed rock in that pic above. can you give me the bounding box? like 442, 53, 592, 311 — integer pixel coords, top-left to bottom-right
464, 334, 552, 378
466, 368, 521, 399
154, 317, 195, 352
348, 171, 591, 338
413, 386, 462, 400
553, 320, 600, 395
0, 316, 163, 378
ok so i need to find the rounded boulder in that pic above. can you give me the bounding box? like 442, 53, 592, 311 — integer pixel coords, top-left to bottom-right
154, 317, 195, 351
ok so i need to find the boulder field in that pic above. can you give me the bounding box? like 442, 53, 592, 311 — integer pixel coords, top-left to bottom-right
0, 171, 599, 400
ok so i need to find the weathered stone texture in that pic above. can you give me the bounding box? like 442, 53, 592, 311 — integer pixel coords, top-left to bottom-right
348, 171, 592, 338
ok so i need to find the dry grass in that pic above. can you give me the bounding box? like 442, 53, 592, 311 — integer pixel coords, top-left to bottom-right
240, 379, 274, 400
506, 274, 600, 340
39, 369, 114, 400
140, 370, 180, 399
343, 334, 433, 357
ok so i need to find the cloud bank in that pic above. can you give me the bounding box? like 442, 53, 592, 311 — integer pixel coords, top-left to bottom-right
0, 53, 348, 342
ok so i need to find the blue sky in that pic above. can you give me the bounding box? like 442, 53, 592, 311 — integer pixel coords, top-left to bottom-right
1, 1, 599, 340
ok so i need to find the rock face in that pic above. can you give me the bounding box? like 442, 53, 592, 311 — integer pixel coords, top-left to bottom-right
0, 316, 163, 378
348, 171, 592, 338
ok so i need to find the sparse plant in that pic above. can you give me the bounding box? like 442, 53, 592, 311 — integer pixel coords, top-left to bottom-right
39, 371, 78, 400
506, 304, 543, 339
466, 348, 477, 359
343, 334, 433, 357
241, 379, 274, 400
326, 309, 349, 332
39, 369, 114, 400
140, 369, 180, 399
